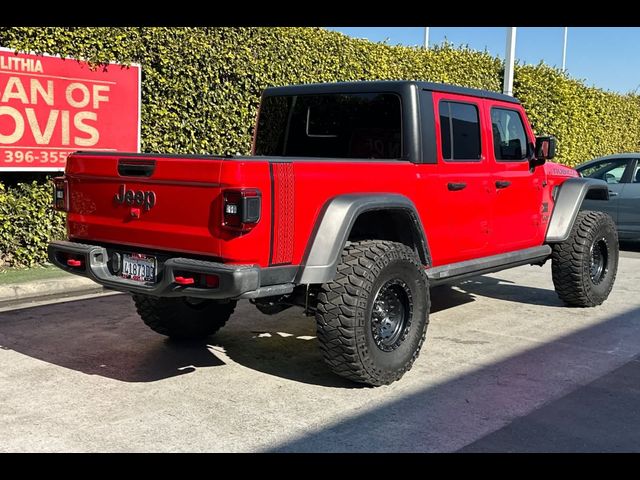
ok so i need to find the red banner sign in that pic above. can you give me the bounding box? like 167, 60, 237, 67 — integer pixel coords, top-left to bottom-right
0, 48, 140, 171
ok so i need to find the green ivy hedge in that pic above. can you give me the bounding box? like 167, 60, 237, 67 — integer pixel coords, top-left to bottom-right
0, 179, 65, 267
1, 27, 639, 267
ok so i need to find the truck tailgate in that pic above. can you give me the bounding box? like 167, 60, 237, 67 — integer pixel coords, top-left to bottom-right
65, 153, 225, 258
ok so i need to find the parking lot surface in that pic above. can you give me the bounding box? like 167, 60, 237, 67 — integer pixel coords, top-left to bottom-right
1, 248, 639, 452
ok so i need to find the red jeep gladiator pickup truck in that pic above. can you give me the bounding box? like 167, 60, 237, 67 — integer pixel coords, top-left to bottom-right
49, 81, 618, 386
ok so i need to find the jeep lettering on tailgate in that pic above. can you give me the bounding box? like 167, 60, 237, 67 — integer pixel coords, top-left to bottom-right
114, 184, 156, 211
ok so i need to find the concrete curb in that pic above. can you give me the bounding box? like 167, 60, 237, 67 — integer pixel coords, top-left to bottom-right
0, 275, 107, 309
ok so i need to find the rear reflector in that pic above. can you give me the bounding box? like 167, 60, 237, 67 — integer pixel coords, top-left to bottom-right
67, 258, 82, 267
173, 273, 219, 288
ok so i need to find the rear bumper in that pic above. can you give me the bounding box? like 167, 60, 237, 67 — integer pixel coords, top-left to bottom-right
48, 240, 267, 299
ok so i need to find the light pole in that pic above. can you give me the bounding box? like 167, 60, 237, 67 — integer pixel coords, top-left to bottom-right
562, 27, 568, 72
503, 27, 517, 96
424, 27, 430, 49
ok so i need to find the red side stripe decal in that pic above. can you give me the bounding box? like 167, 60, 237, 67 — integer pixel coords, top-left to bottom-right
270, 162, 295, 265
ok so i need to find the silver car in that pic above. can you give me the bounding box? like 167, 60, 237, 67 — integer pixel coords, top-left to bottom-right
576, 153, 640, 241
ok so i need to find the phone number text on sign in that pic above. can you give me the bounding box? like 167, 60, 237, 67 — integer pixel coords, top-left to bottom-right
0, 49, 140, 171
3, 149, 75, 164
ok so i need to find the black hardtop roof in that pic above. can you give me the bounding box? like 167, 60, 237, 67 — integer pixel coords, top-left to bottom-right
264, 80, 520, 105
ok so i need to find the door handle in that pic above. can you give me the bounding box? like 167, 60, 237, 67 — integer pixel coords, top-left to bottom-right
447, 182, 467, 191
495, 180, 511, 189
608, 190, 619, 197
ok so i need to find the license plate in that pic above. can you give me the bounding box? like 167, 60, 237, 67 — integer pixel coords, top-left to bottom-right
121, 253, 156, 283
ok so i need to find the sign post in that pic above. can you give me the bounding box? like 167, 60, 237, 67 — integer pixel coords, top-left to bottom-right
502, 27, 517, 97
0, 48, 140, 172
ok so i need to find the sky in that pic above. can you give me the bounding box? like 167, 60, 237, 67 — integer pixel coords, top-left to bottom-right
325, 27, 640, 95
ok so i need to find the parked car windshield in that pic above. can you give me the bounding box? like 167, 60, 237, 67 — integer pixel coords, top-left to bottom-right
254, 93, 402, 160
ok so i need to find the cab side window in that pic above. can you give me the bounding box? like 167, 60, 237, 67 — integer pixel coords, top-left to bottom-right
491, 108, 528, 161
439, 101, 482, 161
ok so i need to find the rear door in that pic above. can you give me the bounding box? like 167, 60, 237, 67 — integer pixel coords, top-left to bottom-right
484, 101, 545, 252
618, 159, 640, 238
427, 92, 493, 264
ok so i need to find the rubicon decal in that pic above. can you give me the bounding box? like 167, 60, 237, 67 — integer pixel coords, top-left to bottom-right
114, 184, 156, 210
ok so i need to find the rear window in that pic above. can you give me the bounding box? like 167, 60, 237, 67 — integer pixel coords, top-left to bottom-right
254, 93, 402, 160
439, 101, 482, 161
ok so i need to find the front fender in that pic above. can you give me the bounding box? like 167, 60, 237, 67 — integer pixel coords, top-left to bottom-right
546, 177, 610, 243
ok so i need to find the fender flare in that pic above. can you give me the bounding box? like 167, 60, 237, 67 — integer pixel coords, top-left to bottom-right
546, 177, 610, 243
295, 193, 430, 284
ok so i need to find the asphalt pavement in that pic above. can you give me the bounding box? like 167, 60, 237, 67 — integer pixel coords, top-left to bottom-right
0, 247, 639, 452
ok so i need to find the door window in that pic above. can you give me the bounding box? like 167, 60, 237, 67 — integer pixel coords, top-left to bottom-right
579, 159, 629, 184
439, 101, 482, 161
490, 108, 528, 161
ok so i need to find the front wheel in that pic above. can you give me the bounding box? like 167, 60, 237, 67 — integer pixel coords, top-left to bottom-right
315, 240, 430, 386
551, 210, 619, 307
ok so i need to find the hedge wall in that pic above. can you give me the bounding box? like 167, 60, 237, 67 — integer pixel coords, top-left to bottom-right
0, 178, 65, 267
1, 27, 639, 267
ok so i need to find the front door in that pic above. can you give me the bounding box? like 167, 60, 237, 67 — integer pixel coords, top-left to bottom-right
484, 102, 545, 253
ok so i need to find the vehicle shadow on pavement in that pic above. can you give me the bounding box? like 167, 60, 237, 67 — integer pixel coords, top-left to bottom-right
268, 306, 640, 452
214, 287, 477, 389
620, 241, 640, 253
0, 295, 225, 382
454, 276, 564, 307
216, 311, 361, 389
429, 285, 476, 313
0, 286, 478, 387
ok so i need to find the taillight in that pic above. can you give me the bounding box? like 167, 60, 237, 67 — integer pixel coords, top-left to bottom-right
222, 188, 261, 232
53, 177, 69, 212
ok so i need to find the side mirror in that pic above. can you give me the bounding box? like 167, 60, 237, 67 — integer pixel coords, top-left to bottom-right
535, 135, 557, 160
